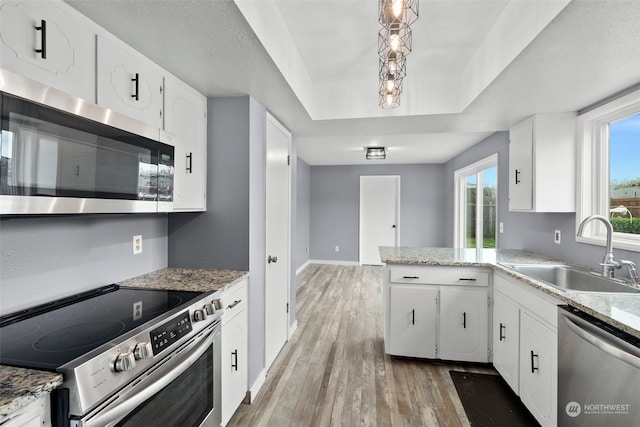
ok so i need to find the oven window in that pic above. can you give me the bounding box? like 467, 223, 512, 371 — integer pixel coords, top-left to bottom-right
116, 346, 214, 427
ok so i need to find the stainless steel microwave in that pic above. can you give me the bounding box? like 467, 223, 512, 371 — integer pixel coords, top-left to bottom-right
0, 69, 174, 215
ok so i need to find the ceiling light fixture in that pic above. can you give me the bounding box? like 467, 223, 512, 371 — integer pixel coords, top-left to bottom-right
377, 0, 418, 109
366, 146, 386, 160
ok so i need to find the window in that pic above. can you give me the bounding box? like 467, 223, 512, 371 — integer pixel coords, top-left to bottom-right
454, 154, 498, 249
577, 89, 640, 251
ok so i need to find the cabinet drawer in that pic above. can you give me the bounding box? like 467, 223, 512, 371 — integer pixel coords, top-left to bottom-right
389, 266, 489, 286
221, 278, 247, 324
494, 272, 560, 330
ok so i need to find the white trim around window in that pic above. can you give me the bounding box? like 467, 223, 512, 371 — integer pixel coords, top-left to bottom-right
453, 153, 499, 249
576, 88, 640, 252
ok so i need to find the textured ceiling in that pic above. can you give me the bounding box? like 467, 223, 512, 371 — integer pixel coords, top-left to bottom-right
65, 0, 640, 165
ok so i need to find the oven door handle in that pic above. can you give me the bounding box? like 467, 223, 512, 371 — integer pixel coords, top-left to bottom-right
85, 326, 217, 427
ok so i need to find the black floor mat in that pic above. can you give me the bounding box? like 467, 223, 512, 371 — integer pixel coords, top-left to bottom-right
449, 371, 539, 426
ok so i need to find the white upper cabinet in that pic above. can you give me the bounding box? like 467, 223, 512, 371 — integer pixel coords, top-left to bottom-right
164, 75, 207, 211
0, 0, 96, 101
96, 34, 164, 128
509, 113, 577, 212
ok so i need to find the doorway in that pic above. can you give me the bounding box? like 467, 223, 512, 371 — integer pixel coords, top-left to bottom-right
359, 175, 400, 265
265, 113, 291, 371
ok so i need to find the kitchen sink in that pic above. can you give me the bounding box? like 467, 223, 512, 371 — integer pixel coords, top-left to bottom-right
500, 263, 640, 293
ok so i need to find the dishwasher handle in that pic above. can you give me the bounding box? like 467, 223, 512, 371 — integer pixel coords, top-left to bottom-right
562, 314, 640, 369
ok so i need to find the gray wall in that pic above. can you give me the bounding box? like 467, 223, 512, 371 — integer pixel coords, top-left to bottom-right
295, 157, 310, 271
443, 131, 640, 278
0, 215, 168, 314
309, 164, 446, 262
168, 96, 250, 270
168, 96, 268, 391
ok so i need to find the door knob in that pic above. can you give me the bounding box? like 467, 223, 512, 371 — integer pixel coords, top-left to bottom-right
268, 255, 278, 264
392, 224, 396, 228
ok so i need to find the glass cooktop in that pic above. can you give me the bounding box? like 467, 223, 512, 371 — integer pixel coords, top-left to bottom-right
0, 285, 201, 371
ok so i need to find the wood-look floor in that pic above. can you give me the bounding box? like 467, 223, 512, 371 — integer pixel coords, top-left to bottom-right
228, 264, 497, 427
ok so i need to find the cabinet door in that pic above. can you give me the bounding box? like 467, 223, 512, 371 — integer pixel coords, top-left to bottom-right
164, 75, 207, 211
508, 117, 533, 210
492, 291, 520, 393
519, 312, 557, 427
387, 285, 437, 358
0, 0, 95, 101
96, 35, 164, 128
439, 287, 488, 362
221, 310, 247, 426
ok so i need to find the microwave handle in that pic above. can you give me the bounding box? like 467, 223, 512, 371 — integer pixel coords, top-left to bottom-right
84, 327, 216, 427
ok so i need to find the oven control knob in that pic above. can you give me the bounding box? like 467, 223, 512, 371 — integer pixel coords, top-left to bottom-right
193, 309, 207, 322
212, 299, 223, 311
204, 303, 216, 316
133, 342, 153, 360
114, 352, 136, 372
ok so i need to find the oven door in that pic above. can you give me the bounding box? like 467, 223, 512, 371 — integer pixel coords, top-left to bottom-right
71, 321, 221, 427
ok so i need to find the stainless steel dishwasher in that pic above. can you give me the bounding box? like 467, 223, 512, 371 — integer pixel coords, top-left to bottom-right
558, 305, 640, 426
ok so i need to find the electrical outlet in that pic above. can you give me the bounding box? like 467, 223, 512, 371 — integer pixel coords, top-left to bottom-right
133, 301, 143, 321
499, 222, 504, 233
554, 230, 561, 244
133, 235, 142, 254
335, 245, 340, 252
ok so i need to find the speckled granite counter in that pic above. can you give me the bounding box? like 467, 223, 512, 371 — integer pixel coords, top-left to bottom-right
0, 366, 62, 417
117, 267, 248, 293
0, 267, 247, 418
380, 247, 640, 339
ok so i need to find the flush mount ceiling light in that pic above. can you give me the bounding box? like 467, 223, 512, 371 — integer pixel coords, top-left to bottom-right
366, 146, 387, 160
377, 0, 419, 109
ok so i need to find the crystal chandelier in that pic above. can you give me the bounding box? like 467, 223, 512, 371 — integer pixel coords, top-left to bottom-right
378, 0, 419, 109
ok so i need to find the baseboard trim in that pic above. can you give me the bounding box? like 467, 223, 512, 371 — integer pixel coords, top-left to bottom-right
246, 369, 266, 404
308, 259, 360, 266
295, 260, 311, 275
288, 320, 298, 339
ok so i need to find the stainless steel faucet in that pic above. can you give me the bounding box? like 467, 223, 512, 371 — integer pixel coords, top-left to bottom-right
577, 215, 639, 286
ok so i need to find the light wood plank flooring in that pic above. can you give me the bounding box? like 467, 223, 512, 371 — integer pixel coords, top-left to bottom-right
228, 264, 497, 426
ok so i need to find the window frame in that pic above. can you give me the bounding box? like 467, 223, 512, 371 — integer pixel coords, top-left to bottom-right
576, 88, 640, 252
454, 154, 498, 249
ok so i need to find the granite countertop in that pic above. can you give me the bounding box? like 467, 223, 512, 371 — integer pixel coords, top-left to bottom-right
117, 267, 248, 294
0, 366, 62, 418
0, 267, 247, 418
380, 247, 640, 339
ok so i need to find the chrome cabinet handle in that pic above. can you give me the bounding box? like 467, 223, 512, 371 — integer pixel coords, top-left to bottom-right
35, 20, 46, 58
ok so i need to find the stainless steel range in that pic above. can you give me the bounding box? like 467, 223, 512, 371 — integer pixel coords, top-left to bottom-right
0, 284, 223, 427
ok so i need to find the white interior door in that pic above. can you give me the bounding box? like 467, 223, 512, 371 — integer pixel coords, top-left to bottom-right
265, 113, 291, 371
359, 175, 400, 265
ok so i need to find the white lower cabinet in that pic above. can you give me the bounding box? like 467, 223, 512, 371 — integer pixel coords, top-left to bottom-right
0, 395, 50, 427
220, 278, 248, 426
387, 285, 438, 358
492, 290, 520, 392
384, 265, 490, 363
519, 311, 557, 426
493, 272, 560, 427
439, 287, 488, 363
